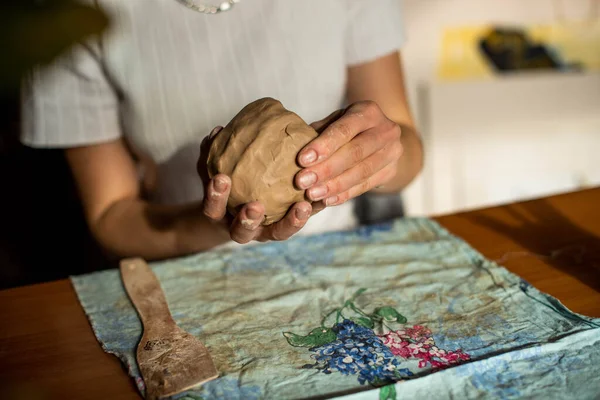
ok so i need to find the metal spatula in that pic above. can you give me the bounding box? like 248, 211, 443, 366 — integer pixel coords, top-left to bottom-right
120, 258, 218, 400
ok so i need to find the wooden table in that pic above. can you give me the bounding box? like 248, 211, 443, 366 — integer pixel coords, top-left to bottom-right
1, 188, 599, 400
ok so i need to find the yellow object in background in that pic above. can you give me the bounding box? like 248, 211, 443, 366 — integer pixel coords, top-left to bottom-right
437, 21, 600, 81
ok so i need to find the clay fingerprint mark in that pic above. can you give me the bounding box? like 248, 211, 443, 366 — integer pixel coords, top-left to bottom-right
206, 97, 318, 225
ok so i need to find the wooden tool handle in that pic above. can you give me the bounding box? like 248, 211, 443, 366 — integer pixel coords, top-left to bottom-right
120, 257, 175, 328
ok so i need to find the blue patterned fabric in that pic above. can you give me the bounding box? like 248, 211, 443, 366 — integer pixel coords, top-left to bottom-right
70, 217, 600, 399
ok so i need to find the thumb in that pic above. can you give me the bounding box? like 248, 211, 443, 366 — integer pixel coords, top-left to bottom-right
202, 174, 231, 222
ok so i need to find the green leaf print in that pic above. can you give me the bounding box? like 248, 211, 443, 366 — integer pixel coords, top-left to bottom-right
379, 384, 397, 400
283, 327, 337, 348
350, 288, 368, 301
181, 395, 205, 400
352, 316, 375, 329
374, 306, 407, 323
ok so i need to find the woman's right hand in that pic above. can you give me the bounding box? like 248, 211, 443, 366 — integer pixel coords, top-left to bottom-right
197, 126, 319, 244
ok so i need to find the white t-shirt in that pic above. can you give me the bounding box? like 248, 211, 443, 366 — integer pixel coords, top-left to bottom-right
20, 0, 406, 236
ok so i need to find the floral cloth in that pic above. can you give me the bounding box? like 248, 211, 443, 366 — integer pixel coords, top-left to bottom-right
304, 319, 411, 385
71, 217, 600, 399
380, 325, 470, 369
283, 288, 470, 398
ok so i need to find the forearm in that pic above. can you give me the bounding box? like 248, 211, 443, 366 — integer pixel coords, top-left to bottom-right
92, 198, 231, 260
372, 123, 423, 194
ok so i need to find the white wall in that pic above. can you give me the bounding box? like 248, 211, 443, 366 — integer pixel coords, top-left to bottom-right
401, 0, 597, 112
398, 0, 600, 216
414, 71, 600, 216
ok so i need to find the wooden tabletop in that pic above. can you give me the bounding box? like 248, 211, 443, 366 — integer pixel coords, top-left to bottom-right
1, 187, 599, 400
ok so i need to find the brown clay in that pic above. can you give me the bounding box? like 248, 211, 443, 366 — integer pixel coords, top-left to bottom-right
206, 97, 318, 225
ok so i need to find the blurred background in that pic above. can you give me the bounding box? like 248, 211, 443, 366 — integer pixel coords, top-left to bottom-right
0, 0, 110, 289
0, 0, 599, 289
400, 0, 600, 217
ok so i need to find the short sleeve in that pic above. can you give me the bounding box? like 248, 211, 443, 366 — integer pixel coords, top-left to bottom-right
345, 0, 407, 66
20, 40, 121, 148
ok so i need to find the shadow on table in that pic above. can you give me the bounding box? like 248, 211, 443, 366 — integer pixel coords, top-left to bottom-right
466, 198, 600, 293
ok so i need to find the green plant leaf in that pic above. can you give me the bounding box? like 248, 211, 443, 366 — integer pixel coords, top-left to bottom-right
283, 327, 336, 348
379, 384, 397, 400
352, 316, 374, 329
0, 0, 110, 91
374, 306, 407, 323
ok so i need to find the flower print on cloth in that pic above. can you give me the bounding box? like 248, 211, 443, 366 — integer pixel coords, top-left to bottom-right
380, 326, 471, 369
305, 320, 412, 386
283, 289, 471, 400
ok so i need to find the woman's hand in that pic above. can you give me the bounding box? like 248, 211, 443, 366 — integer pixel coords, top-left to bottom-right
197, 126, 315, 244
294, 100, 404, 206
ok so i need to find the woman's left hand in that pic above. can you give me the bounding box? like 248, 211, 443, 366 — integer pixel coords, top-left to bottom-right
295, 100, 403, 206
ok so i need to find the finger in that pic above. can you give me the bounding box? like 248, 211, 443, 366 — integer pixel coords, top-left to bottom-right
311, 200, 326, 216
197, 125, 224, 185
263, 202, 311, 241
306, 140, 403, 202
202, 174, 231, 220
309, 109, 345, 133
295, 124, 400, 190
230, 202, 265, 244
298, 101, 383, 167
324, 162, 398, 206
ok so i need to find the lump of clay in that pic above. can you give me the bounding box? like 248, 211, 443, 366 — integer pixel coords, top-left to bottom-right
206, 97, 319, 225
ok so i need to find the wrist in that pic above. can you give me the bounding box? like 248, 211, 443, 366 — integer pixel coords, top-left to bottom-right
174, 202, 231, 254
371, 123, 423, 194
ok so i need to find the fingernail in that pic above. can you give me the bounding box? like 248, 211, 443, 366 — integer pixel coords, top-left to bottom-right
298, 171, 317, 189
300, 149, 317, 165
247, 207, 262, 220
209, 126, 223, 139
295, 207, 310, 220
240, 219, 259, 231
325, 196, 338, 206
214, 177, 227, 193
308, 185, 328, 200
